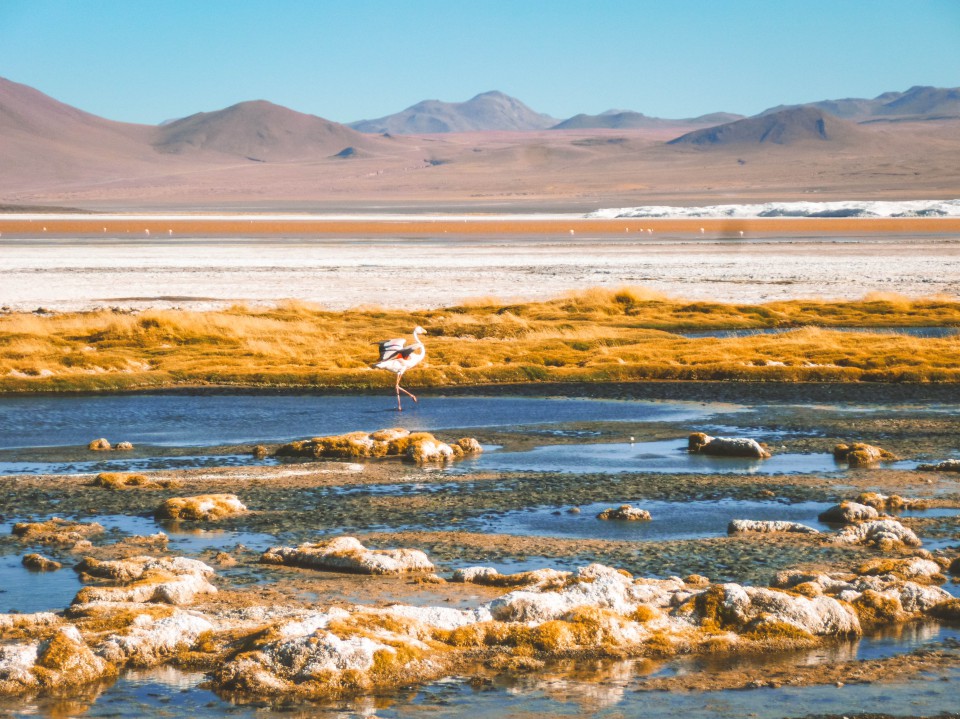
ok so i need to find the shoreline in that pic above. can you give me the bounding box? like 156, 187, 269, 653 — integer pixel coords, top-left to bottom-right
5, 380, 960, 403
2, 215, 960, 237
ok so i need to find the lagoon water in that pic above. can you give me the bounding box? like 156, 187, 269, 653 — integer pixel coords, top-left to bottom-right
0, 394, 716, 451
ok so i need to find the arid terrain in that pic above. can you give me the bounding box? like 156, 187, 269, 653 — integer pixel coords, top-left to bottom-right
1, 77, 958, 212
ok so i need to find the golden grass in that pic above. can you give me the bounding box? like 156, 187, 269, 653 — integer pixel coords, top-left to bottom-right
2, 288, 960, 392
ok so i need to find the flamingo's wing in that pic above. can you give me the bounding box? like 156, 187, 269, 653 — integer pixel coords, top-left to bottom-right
377, 338, 407, 362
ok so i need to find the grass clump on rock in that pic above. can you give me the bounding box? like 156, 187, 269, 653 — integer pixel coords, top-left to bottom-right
92, 472, 180, 490
274, 429, 481, 465
833, 443, 898, 467
155, 494, 247, 521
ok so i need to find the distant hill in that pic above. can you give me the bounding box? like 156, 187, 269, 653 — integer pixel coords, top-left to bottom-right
760, 85, 960, 121
667, 106, 867, 147
349, 91, 557, 134
153, 100, 379, 161
552, 110, 743, 130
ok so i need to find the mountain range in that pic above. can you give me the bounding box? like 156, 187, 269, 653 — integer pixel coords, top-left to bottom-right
1, 76, 958, 210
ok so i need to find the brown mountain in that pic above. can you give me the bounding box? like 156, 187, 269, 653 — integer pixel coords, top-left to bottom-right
153, 100, 382, 161
349, 91, 557, 134
667, 107, 867, 147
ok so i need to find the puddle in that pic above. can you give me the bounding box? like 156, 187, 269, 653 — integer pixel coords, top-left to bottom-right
466, 499, 835, 542
0, 555, 84, 613
0, 453, 275, 477
0, 395, 720, 451
454, 438, 919, 474
94, 514, 277, 554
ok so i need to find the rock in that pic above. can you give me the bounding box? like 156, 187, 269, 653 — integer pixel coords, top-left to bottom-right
727, 519, 820, 535
92, 472, 180, 490
855, 492, 926, 512
692, 583, 861, 637
12, 518, 104, 547
33, 625, 114, 686
252, 445, 268, 459
817, 501, 880, 524
950, 556, 960, 576
155, 494, 247, 521
834, 519, 921, 549
597, 505, 651, 521
21, 553, 61, 571
0, 626, 114, 694
916, 458, 960, 472
688, 433, 770, 459
928, 599, 960, 621
87, 438, 111, 451
857, 557, 945, 583
260, 536, 434, 575
114, 441, 134, 451
0, 613, 61, 631
451, 566, 570, 588
274, 429, 482, 464
98, 610, 215, 667
833, 443, 897, 467
385, 604, 493, 630
73, 556, 217, 606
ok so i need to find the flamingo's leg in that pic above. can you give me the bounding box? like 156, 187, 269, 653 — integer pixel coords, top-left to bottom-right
395, 374, 403, 411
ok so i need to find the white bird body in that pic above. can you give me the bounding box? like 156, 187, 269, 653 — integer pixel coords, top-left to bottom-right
374, 326, 426, 410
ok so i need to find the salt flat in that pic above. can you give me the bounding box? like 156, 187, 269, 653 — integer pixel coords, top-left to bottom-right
2, 233, 958, 312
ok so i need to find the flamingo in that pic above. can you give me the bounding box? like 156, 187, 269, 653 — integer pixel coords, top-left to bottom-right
374, 326, 426, 411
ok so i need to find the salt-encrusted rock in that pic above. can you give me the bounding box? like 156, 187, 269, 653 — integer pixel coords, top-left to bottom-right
833, 443, 897, 467
818, 501, 880, 524
274, 429, 482, 465
0, 626, 114, 694
727, 519, 820, 535
73, 556, 216, 606
22, 553, 61, 571
261, 536, 434, 575
917, 459, 960, 472
0, 643, 39, 693
694, 584, 861, 637
87, 438, 111, 451
489, 564, 665, 623
597, 504, 651, 521
450, 566, 569, 588
857, 557, 945, 583
0, 613, 61, 631
856, 492, 926, 512
835, 519, 921, 549
385, 604, 493, 630
114, 441, 134, 451
97, 610, 215, 667
688, 432, 771, 459
155, 494, 247, 521
12, 518, 104, 547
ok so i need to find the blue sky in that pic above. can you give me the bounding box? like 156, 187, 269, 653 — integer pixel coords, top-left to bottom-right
1, 0, 958, 125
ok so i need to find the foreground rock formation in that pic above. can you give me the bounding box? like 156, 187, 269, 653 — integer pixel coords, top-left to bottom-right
275, 428, 482, 464
1, 537, 956, 702
727, 519, 819, 535
597, 505, 651, 521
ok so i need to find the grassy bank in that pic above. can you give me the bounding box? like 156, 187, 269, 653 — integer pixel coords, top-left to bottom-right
2, 289, 960, 392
